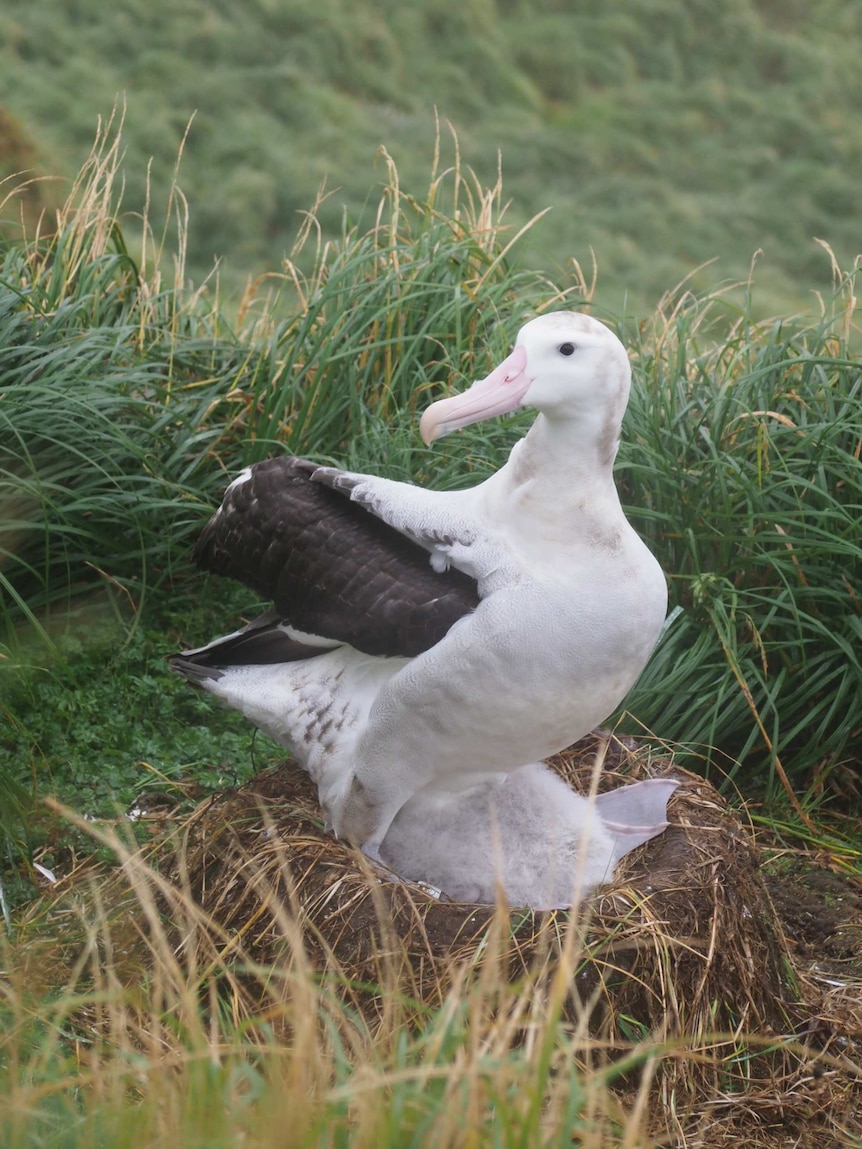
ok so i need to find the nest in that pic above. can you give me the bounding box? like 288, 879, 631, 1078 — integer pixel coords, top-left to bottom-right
140, 732, 862, 1146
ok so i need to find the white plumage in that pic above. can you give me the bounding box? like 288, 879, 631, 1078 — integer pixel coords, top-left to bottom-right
172, 311, 676, 908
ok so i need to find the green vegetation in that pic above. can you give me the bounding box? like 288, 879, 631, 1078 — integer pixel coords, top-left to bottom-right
2, 126, 860, 856
618, 293, 862, 797
1, 118, 860, 1149
1, 1, 861, 316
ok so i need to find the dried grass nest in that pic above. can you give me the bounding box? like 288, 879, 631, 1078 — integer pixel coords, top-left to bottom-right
158, 731, 862, 1138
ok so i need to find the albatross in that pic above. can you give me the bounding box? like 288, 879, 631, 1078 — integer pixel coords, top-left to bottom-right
171, 311, 677, 908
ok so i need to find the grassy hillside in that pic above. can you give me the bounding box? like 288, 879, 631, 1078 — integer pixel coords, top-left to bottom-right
1, 0, 860, 316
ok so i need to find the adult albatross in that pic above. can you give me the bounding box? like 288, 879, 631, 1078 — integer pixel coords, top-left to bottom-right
171, 311, 677, 908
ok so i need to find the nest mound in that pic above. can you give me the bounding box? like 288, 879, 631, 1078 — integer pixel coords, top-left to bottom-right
146, 732, 862, 1145
92, 730, 857, 1144
164, 737, 806, 1065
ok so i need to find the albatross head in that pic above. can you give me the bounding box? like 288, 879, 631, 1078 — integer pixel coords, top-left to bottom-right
420, 311, 630, 444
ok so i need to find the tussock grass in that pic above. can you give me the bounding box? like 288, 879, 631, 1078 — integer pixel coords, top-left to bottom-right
618, 273, 862, 794
0, 120, 572, 650
2, 123, 861, 837
1, 120, 237, 640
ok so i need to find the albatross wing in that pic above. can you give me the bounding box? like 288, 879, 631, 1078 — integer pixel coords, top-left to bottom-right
189, 456, 480, 659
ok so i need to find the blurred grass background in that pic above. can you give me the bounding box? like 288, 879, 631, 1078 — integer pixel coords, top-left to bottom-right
1, 0, 860, 318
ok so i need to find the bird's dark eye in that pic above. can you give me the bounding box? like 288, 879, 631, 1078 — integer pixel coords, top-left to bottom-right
558, 342, 576, 357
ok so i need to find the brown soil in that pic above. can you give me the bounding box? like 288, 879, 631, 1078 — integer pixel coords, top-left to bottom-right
765, 859, 862, 973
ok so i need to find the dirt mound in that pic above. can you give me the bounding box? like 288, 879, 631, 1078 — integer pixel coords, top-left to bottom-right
155, 731, 862, 1145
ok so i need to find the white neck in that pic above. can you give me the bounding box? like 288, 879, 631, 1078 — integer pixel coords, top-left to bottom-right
475, 410, 627, 564
516, 410, 621, 490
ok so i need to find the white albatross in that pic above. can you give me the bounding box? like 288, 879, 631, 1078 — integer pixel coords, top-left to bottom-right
171, 311, 677, 909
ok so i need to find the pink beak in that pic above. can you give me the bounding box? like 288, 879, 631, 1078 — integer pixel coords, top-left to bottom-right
419, 345, 530, 445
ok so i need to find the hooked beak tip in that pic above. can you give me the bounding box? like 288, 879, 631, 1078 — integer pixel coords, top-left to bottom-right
418, 409, 441, 445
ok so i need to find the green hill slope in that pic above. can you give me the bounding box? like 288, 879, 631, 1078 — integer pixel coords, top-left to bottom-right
1, 0, 860, 316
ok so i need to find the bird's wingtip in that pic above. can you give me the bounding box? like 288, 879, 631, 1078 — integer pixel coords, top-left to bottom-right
168, 654, 226, 686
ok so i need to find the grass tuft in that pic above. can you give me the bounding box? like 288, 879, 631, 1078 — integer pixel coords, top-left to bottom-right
616, 273, 862, 792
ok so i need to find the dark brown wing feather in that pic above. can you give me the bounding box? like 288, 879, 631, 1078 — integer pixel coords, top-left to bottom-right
192, 456, 480, 657
169, 608, 339, 676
